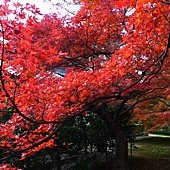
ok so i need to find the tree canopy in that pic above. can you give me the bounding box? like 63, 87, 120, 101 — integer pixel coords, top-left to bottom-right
0, 0, 169, 169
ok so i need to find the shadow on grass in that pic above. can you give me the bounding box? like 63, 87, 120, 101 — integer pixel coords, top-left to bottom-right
128, 137, 170, 170
129, 157, 170, 170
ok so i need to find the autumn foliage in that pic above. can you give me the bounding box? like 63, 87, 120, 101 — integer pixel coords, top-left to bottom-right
0, 0, 169, 167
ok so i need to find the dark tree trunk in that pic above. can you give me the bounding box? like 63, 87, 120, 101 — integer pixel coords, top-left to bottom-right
94, 104, 129, 170
112, 124, 128, 170
100, 119, 128, 170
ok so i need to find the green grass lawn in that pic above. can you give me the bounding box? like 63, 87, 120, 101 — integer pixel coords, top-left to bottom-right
129, 137, 170, 170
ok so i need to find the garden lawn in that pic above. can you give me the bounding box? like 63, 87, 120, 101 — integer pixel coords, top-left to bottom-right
128, 137, 170, 170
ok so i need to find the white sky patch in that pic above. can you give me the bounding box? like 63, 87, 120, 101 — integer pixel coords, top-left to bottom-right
0, 0, 80, 17
0, 0, 54, 14
125, 8, 135, 16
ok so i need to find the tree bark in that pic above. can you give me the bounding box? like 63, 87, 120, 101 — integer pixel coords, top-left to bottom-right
112, 124, 128, 170
100, 118, 128, 170
95, 105, 129, 170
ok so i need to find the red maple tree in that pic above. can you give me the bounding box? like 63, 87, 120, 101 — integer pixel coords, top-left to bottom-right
0, 0, 169, 169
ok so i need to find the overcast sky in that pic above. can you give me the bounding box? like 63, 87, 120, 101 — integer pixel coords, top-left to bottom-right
0, 0, 80, 16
